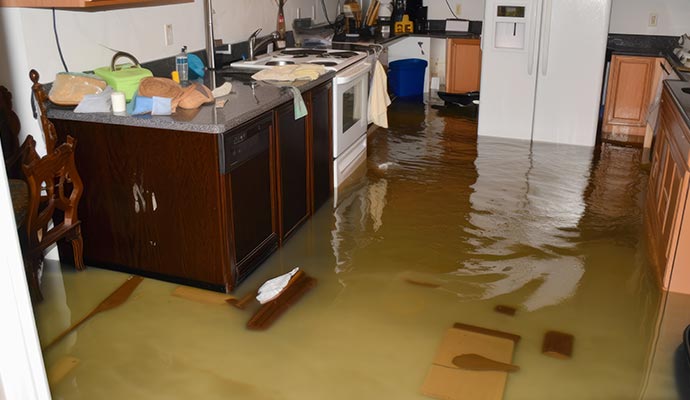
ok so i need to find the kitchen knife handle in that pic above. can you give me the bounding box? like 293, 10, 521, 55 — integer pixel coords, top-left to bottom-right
540, 0, 553, 76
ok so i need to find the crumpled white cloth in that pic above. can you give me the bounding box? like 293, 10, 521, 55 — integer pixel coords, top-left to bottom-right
256, 267, 300, 304
74, 86, 113, 113
251, 64, 327, 82
368, 60, 391, 128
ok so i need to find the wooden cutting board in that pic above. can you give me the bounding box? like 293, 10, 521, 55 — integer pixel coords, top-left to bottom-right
421, 323, 519, 400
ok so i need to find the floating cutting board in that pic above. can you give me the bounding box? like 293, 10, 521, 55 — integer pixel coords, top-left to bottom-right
421, 324, 519, 400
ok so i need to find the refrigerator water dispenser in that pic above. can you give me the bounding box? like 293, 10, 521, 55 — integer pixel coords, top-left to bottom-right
494, 5, 526, 49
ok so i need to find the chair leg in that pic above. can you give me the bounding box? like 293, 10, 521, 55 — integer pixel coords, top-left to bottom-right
24, 257, 43, 302
69, 225, 85, 271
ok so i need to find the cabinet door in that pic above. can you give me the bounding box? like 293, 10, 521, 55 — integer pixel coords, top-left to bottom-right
602, 55, 657, 139
445, 38, 481, 94
309, 82, 333, 213
52, 119, 231, 290
275, 102, 309, 242
222, 114, 278, 287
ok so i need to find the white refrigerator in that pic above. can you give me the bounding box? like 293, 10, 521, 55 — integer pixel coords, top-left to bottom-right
477, 0, 612, 147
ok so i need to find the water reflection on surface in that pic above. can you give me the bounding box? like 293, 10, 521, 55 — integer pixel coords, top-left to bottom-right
37, 99, 677, 399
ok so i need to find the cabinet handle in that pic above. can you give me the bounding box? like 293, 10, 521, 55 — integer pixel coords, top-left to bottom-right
660, 62, 670, 75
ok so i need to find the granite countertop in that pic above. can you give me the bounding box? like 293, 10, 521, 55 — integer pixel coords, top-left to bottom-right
47, 70, 335, 134
607, 33, 690, 81
333, 31, 480, 48
664, 80, 690, 130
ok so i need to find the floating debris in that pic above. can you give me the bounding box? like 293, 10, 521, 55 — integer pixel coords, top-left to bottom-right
542, 330, 574, 359
494, 305, 517, 316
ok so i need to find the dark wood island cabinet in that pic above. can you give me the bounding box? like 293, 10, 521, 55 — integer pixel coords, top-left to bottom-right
52, 112, 278, 292
51, 81, 333, 292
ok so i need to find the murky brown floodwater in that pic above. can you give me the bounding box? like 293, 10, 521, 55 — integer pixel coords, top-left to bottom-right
35, 98, 687, 399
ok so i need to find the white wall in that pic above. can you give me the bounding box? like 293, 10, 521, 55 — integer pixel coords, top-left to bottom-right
610, 0, 690, 36
0, 141, 51, 399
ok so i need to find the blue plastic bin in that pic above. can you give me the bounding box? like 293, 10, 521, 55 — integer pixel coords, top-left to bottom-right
388, 58, 428, 97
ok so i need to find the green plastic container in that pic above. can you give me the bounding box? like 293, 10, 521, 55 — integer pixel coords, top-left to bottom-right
94, 52, 152, 101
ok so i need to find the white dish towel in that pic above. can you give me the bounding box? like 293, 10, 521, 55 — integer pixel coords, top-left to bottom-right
368, 60, 391, 128
256, 267, 300, 304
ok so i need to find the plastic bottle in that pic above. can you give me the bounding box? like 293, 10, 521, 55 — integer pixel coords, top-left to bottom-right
176, 46, 189, 86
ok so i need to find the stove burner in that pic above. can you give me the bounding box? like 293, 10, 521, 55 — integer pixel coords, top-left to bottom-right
326, 51, 359, 59
281, 49, 327, 57
310, 61, 338, 66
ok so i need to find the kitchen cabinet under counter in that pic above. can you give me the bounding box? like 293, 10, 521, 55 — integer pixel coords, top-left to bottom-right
47, 75, 334, 292
52, 113, 279, 292
646, 80, 690, 294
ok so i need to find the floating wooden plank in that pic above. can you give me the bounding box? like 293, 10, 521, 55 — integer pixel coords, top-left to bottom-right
172, 285, 235, 305
542, 331, 574, 359
247, 270, 316, 330
47, 356, 80, 386
43, 275, 144, 351
226, 287, 258, 310
453, 322, 522, 344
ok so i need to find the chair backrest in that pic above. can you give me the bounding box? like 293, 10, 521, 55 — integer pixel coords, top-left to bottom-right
0, 85, 22, 177
22, 135, 82, 250
29, 70, 58, 154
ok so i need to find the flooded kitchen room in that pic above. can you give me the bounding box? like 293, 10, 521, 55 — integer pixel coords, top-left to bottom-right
22, 97, 690, 399
2, 0, 690, 399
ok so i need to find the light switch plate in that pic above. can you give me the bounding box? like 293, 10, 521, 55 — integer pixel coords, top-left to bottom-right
649, 13, 658, 27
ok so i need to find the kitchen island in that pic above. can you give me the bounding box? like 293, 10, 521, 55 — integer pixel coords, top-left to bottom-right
48, 71, 334, 292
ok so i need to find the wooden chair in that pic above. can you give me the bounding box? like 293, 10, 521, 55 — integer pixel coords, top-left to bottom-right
21, 135, 85, 301
1, 81, 85, 301
1, 86, 33, 229
30, 69, 58, 154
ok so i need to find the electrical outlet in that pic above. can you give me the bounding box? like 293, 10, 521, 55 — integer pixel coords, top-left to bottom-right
455, 4, 461, 16
164, 24, 174, 46
649, 13, 658, 27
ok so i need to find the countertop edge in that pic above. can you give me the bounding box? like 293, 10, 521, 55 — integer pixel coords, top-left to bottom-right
664, 80, 690, 130
46, 71, 335, 134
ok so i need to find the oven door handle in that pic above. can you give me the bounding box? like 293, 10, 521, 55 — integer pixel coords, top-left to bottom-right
334, 62, 372, 85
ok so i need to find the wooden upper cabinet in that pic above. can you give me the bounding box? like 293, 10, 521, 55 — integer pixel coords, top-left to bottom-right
0, 0, 190, 9
602, 55, 660, 142
445, 38, 481, 94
